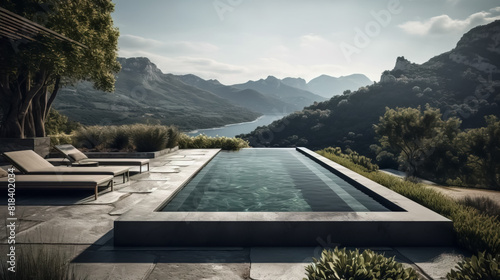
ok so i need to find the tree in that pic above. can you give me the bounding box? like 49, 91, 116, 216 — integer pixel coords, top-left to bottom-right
458, 116, 500, 188
45, 108, 81, 135
373, 105, 461, 178
0, 0, 120, 138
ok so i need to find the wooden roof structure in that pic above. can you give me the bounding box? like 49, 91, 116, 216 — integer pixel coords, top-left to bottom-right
0, 7, 87, 48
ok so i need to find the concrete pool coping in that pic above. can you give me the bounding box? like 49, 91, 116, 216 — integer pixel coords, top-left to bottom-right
114, 147, 454, 247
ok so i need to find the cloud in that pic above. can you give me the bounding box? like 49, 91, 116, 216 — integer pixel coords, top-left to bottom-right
399, 7, 500, 35
299, 34, 336, 52
119, 34, 219, 54
119, 34, 163, 49
163, 41, 219, 53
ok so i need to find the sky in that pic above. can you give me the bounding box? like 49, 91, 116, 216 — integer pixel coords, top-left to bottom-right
112, 0, 500, 85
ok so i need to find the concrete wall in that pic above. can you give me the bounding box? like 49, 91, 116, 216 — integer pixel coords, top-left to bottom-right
0, 137, 50, 162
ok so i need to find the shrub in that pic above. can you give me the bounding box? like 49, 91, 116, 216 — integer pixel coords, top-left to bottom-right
129, 124, 169, 152
166, 126, 180, 148
72, 126, 109, 150
178, 134, 249, 150
49, 133, 73, 148
318, 147, 378, 172
0, 245, 87, 280
304, 247, 418, 280
458, 196, 500, 220
316, 149, 500, 255
45, 108, 81, 135
447, 252, 500, 280
108, 125, 131, 151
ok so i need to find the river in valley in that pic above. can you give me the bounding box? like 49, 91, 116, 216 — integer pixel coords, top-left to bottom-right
187, 114, 287, 138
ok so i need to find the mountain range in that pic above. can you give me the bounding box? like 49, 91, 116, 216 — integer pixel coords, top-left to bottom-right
53, 57, 261, 130
282, 74, 372, 98
53, 57, 371, 130
240, 20, 500, 158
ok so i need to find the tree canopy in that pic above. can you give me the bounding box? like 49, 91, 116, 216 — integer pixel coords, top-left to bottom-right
373, 105, 461, 178
0, 0, 120, 138
374, 105, 500, 189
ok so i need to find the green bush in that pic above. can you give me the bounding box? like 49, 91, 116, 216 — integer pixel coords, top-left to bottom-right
178, 134, 249, 150
316, 149, 500, 255
129, 124, 169, 152
45, 108, 81, 135
304, 247, 418, 280
49, 133, 73, 148
319, 147, 379, 172
447, 252, 500, 280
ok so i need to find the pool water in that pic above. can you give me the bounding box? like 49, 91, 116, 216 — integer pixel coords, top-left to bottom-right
162, 148, 391, 212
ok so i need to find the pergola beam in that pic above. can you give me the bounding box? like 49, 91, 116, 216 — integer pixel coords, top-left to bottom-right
0, 7, 87, 49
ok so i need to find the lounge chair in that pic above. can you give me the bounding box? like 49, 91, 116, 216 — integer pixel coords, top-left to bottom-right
3, 150, 130, 183
51, 144, 150, 173
0, 168, 113, 200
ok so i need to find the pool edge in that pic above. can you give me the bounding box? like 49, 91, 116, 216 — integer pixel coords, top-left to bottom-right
114, 148, 455, 247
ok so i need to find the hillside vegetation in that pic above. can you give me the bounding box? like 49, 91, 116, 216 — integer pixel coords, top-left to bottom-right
241, 20, 500, 162
53, 57, 260, 130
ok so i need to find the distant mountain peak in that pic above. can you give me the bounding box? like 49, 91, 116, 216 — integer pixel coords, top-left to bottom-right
118, 57, 162, 81
305, 73, 372, 98
208, 79, 222, 85
393, 56, 412, 71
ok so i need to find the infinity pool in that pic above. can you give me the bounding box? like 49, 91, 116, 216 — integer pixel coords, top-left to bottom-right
115, 148, 453, 247
162, 148, 391, 212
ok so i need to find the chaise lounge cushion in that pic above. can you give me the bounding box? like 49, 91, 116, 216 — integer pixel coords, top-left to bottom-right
54, 144, 150, 173
68, 152, 88, 162
0, 168, 7, 178
3, 150, 129, 182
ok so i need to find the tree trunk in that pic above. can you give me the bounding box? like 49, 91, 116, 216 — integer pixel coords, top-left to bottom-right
0, 113, 23, 138
24, 104, 36, 137
33, 86, 48, 137
0, 87, 23, 138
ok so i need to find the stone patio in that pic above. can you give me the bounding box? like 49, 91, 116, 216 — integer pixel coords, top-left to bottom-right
1, 149, 469, 279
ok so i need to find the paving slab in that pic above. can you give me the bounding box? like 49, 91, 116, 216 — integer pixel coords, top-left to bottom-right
150, 166, 181, 173
79, 190, 129, 205
117, 180, 168, 193
166, 160, 195, 166
396, 247, 469, 279
15, 205, 116, 244
146, 250, 250, 280
72, 250, 157, 280
150, 160, 170, 167
0, 206, 63, 243
250, 247, 314, 280
132, 173, 171, 181
109, 193, 147, 216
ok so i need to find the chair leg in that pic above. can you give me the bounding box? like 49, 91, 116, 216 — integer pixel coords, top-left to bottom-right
95, 185, 98, 200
